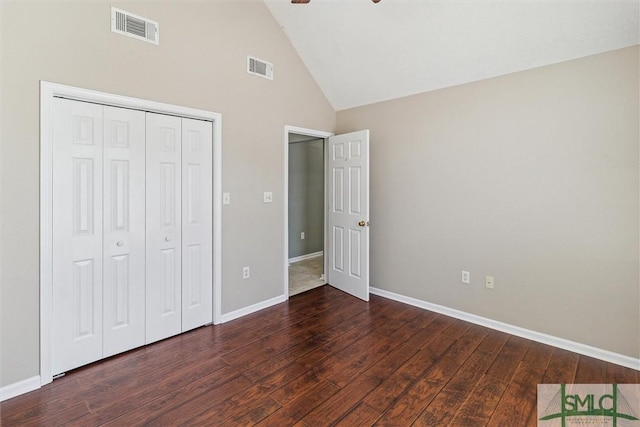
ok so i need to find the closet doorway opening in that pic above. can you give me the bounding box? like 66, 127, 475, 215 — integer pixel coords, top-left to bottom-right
284, 127, 332, 297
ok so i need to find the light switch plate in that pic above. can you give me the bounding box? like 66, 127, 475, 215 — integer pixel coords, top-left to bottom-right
264, 192, 273, 203
223, 193, 231, 205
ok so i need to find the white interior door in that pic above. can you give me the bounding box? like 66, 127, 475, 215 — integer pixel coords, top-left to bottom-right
102, 106, 146, 357
146, 112, 182, 344
181, 118, 213, 331
52, 98, 104, 375
327, 130, 370, 301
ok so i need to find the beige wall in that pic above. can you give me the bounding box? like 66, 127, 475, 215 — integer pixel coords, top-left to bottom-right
0, 1, 334, 387
337, 46, 640, 358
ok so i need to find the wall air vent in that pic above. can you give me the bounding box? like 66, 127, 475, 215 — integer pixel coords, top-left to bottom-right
111, 7, 159, 45
247, 56, 274, 80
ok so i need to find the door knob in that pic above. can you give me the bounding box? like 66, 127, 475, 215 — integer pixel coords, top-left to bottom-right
116, 241, 124, 247
358, 221, 366, 227
165, 236, 171, 242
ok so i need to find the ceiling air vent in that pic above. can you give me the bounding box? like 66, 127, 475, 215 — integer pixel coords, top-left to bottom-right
247, 56, 274, 80
111, 7, 159, 45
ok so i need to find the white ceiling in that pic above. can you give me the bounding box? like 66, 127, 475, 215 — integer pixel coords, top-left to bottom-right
264, 0, 640, 111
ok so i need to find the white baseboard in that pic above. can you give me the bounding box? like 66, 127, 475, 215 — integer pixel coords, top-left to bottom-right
289, 251, 323, 264
0, 375, 41, 402
219, 294, 287, 324
370, 287, 640, 371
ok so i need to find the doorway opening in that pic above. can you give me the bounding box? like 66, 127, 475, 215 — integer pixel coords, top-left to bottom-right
284, 126, 332, 297
288, 133, 325, 295
284, 126, 370, 301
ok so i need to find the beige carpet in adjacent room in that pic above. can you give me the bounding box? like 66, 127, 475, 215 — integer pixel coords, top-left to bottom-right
289, 256, 325, 296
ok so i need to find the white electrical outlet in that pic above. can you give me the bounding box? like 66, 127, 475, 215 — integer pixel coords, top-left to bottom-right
263, 192, 273, 203
485, 276, 494, 289
242, 266, 250, 279
461, 270, 470, 284
301, 232, 305, 240
223, 193, 231, 205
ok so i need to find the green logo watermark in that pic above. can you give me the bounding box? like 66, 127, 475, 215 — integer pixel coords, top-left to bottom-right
538, 384, 640, 427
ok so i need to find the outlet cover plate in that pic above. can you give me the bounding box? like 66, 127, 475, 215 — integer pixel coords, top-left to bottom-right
485, 276, 494, 289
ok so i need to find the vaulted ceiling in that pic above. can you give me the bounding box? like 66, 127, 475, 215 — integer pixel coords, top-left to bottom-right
264, 0, 640, 111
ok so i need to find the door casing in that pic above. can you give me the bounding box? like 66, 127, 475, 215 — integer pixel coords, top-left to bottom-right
40, 81, 223, 386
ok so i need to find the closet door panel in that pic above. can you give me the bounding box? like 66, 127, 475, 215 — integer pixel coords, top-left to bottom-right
181, 118, 213, 331
146, 112, 182, 344
52, 98, 104, 375
103, 106, 146, 357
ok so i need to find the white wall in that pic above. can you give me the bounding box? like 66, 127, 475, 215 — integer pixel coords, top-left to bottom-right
0, 1, 334, 387
337, 46, 640, 359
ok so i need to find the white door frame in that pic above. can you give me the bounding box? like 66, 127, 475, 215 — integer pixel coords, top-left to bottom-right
40, 81, 223, 386
283, 126, 333, 298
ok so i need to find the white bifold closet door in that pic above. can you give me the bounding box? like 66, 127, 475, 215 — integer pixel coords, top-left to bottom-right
52, 99, 213, 375
145, 113, 213, 344
52, 99, 146, 374
180, 117, 213, 332
145, 113, 182, 343
103, 105, 146, 357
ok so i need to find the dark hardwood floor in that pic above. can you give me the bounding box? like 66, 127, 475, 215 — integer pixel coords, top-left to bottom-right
2, 285, 638, 426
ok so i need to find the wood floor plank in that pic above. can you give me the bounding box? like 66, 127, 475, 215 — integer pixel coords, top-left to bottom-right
443, 324, 490, 365
221, 293, 363, 370
182, 360, 319, 425
606, 362, 639, 383
414, 387, 468, 427
18, 402, 90, 427
91, 365, 244, 426
444, 330, 509, 394
314, 328, 406, 388
270, 368, 325, 406
542, 348, 579, 384
0, 379, 86, 426
256, 379, 340, 426
485, 335, 531, 382
575, 355, 608, 383
374, 356, 462, 425
414, 331, 508, 426
362, 320, 467, 411
334, 402, 382, 426
242, 302, 382, 383
85, 354, 230, 412
448, 374, 509, 426
220, 396, 282, 426
2, 286, 637, 427
302, 342, 420, 426
142, 374, 253, 426
520, 341, 554, 371
486, 358, 548, 427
